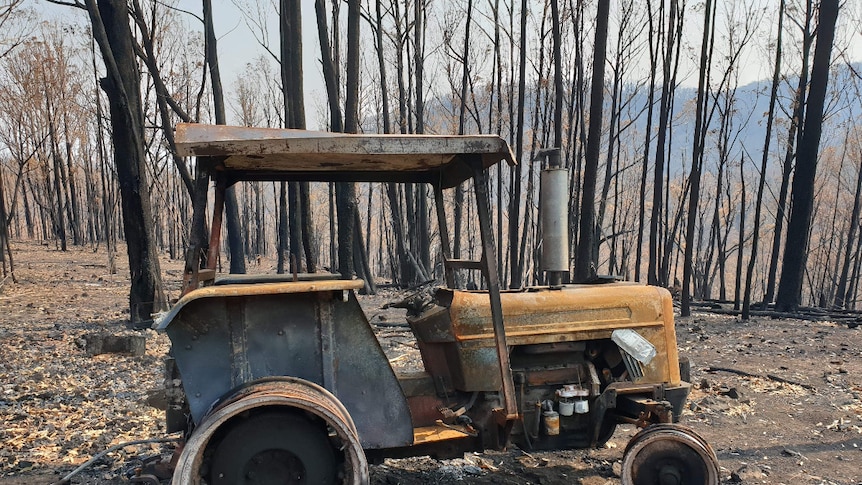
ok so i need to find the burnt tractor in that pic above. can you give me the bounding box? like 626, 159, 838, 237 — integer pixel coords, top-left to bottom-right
154, 123, 719, 484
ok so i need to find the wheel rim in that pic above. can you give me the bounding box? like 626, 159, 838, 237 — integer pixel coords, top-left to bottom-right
621, 424, 719, 485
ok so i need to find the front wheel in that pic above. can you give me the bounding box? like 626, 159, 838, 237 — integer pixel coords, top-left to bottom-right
621, 424, 719, 485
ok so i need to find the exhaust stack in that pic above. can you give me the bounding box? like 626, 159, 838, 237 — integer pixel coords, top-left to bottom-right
538, 148, 569, 287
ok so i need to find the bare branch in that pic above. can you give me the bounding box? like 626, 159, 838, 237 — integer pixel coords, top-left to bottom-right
44, 0, 85, 9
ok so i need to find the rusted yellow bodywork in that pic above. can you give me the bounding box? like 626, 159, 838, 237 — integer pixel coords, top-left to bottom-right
410, 283, 680, 392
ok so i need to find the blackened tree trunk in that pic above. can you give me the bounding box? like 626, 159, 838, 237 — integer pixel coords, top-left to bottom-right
636, 0, 659, 282
734, 156, 746, 310
648, 0, 679, 286
681, 0, 714, 317
835, 151, 862, 309
279, 0, 317, 273
277, 183, 288, 274
743, 0, 784, 319
87, 0, 165, 324
47, 110, 67, 251
414, 0, 430, 275
454, 0, 474, 264
315, 0, 343, 132
765, 0, 814, 305
61, 113, 82, 246
315, 0, 342, 275
203, 0, 245, 274
574, 0, 610, 282
776, 0, 840, 311
336, 0, 360, 279
371, 0, 414, 285
508, 0, 527, 288
0, 162, 14, 280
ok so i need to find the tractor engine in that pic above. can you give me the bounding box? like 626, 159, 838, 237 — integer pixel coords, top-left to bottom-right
509, 339, 618, 449
408, 284, 690, 451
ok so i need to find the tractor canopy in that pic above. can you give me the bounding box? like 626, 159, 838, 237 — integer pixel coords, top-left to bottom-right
174, 123, 516, 188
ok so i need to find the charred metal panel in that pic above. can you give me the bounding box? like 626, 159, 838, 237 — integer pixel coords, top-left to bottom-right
168, 298, 233, 422
329, 291, 414, 448
162, 284, 413, 449
242, 294, 323, 384
411, 342, 456, 394
408, 305, 456, 342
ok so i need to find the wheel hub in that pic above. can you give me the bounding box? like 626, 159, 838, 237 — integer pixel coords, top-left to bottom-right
238, 448, 305, 484
208, 412, 337, 485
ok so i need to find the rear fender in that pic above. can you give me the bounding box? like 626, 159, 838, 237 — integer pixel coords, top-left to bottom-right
155, 280, 413, 449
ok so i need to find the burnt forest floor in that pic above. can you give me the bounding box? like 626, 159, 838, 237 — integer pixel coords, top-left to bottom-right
0, 241, 860, 484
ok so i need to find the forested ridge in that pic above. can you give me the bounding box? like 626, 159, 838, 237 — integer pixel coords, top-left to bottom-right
0, 0, 861, 318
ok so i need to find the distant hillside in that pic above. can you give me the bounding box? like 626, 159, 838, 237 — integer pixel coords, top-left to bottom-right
496, 62, 861, 176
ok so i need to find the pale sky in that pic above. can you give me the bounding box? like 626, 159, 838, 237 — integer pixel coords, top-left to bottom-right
30, 0, 862, 131
33, 0, 328, 126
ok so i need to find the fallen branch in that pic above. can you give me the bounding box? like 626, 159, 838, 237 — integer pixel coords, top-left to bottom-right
695, 307, 861, 328
705, 366, 817, 392
52, 436, 179, 485
370, 318, 410, 328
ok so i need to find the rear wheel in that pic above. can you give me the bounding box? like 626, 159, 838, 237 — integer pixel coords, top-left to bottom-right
621, 424, 719, 485
171, 378, 368, 485
208, 412, 339, 485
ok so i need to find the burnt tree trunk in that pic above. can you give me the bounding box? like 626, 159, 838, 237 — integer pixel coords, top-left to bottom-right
765, 0, 814, 306
454, 0, 474, 266
508, 0, 527, 288
371, 0, 414, 285
776, 0, 839, 312
203, 0, 245, 274
835, 150, 862, 309
635, 0, 659, 282
681, 0, 714, 316
575, 0, 610, 282
280, 0, 317, 273
743, 0, 784, 319
87, 0, 165, 323
0, 163, 14, 279
414, 0, 430, 275
648, 0, 680, 287
336, 0, 360, 279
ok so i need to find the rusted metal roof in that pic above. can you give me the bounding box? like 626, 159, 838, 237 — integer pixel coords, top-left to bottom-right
174, 123, 517, 188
